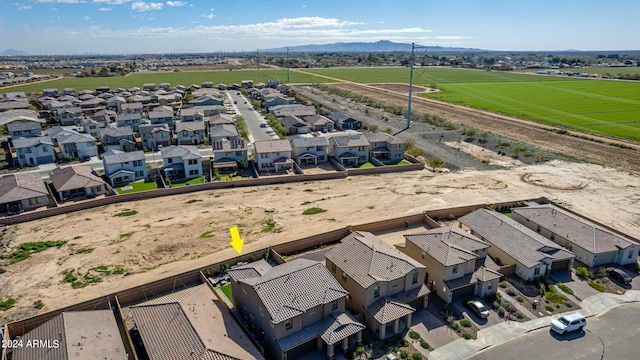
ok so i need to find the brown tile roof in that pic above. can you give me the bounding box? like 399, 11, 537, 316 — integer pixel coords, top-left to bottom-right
325, 231, 425, 288
276, 312, 365, 351
0, 172, 48, 204
130, 284, 263, 360
403, 226, 490, 266
366, 298, 414, 324
50, 166, 104, 192
254, 139, 292, 154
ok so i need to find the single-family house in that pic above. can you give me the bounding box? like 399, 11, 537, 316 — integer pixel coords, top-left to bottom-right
6, 119, 42, 138
100, 126, 137, 152
91, 109, 116, 126
262, 94, 295, 109
325, 231, 429, 339
147, 107, 174, 128
61, 87, 77, 96
120, 101, 143, 115
254, 139, 294, 172
228, 258, 365, 360
49, 126, 99, 160
57, 107, 83, 126
82, 117, 101, 139
328, 112, 362, 130
290, 135, 329, 166
50, 166, 106, 201
280, 115, 310, 135
78, 97, 102, 111
12, 136, 55, 167
397, 226, 502, 304
175, 120, 206, 145
160, 145, 202, 180
192, 105, 226, 116
129, 284, 264, 360
459, 209, 576, 281
107, 95, 126, 110
159, 82, 171, 90
512, 204, 640, 268
207, 113, 235, 127
304, 114, 335, 132
139, 123, 171, 151
201, 81, 213, 88
241, 80, 253, 88
42, 88, 59, 97
209, 123, 240, 143
143, 83, 156, 91
179, 107, 204, 122
156, 93, 181, 106
193, 95, 224, 107
0, 173, 51, 214
102, 150, 148, 187
329, 134, 370, 167
270, 105, 316, 119
10, 310, 127, 360
364, 132, 405, 163
212, 138, 248, 171
115, 112, 142, 132
95, 85, 110, 94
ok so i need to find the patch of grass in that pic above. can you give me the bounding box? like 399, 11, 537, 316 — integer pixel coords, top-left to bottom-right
119, 232, 135, 240
300, 201, 312, 205
186, 199, 203, 204
0, 297, 17, 311
304, 188, 314, 192
261, 218, 282, 233
112, 265, 128, 275
73, 247, 94, 255
9, 240, 67, 263
557, 283, 574, 295
357, 162, 376, 169
114, 209, 138, 217
302, 207, 327, 215
220, 283, 233, 302
33, 300, 44, 310
199, 230, 217, 238
460, 319, 472, 328
115, 181, 157, 194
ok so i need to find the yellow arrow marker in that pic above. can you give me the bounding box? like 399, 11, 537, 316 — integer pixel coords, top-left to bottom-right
229, 226, 244, 254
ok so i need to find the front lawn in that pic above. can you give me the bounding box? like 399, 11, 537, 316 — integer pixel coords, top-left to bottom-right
115, 181, 158, 194
390, 159, 411, 165
357, 162, 376, 169
220, 283, 232, 302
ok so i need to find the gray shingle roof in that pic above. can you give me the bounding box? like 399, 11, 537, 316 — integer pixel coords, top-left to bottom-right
100, 126, 134, 138
290, 135, 329, 148
513, 205, 638, 253
325, 231, 425, 289
254, 139, 292, 154
208, 123, 238, 137
12, 135, 53, 148
232, 259, 348, 324
0, 173, 48, 203
102, 150, 145, 165
363, 132, 404, 144
176, 120, 206, 132
160, 145, 201, 160
459, 209, 575, 268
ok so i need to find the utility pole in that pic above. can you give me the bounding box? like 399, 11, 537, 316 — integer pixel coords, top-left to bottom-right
406, 42, 428, 130
256, 48, 260, 71
286, 47, 291, 82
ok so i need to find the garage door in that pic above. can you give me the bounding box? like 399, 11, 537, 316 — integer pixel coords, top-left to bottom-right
551, 259, 571, 271
36, 156, 53, 164
288, 338, 317, 360
451, 284, 475, 300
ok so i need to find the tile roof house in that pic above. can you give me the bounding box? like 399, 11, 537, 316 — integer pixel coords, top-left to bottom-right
207, 113, 235, 127
175, 120, 206, 145
329, 134, 370, 167
280, 115, 310, 135
304, 114, 335, 132
115, 112, 143, 132
512, 204, 640, 268
193, 95, 224, 106
6, 118, 42, 138
50, 165, 106, 201
397, 226, 502, 303
228, 259, 364, 360
325, 231, 429, 339
56, 107, 83, 126
129, 284, 264, 360
10, 310, 127, 360
254, 139, 294, 173
139, 123, 171, 151
160, 145, 202, 180
48, 126, 99, 160
102, 150, 148, 187
459, 209, 576, 281
0, 172, 50, 214
290, 135, 329, 166
328, 112, 362, 130
270, 105, 317, 118
147, 108, 174, 128
212, 138, 248, 171
209, 123, 240, 143
363, 132, 405, 163
178, 107, 205, 122
12, 135, 56, 167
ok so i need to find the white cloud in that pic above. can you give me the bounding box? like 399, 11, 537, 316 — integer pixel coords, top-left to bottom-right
99, 7, 112, 11
201, 8, 215, 20
36, 0, 81, 3
14, 3, 32, 10
83, 16, 91, 21
166, 1, 186, 6
131, 1, 163, 11
93, 0, 134, 4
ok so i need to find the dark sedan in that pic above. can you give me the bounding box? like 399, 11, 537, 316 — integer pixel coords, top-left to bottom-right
607, 267, 632, 285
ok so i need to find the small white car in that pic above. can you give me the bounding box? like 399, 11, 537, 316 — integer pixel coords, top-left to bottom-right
551, 312, 586, 334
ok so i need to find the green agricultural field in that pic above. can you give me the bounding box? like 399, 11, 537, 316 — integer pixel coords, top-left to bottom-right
305, 67, 640, 142
5, 69, 332, 95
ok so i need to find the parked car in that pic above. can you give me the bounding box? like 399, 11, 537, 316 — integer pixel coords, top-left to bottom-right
465, 298, 490, 318
551, 312, 586, 335
260, 122, 267, 128
607, 267, 632, 285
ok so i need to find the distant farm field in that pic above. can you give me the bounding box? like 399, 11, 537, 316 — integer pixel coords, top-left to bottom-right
305, 67, 640, 142
4, 69, 331, 94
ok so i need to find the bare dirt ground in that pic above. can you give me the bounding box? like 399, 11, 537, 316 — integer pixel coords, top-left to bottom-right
1, 159, 640, 325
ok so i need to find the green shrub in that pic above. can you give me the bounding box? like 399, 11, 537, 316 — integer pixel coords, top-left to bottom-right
33, 300, 44, 309
114, 209, 138, 217
398, 349, 408, 359
545, 305, 554, 312
516, 312, 524, 319
557, 284, 574, 294
460, 319, 472, 328
576, 267, 590, 279
515, 296, 524, 303
419, 339, 429, 349
410, 354, 423, 360
302, 207, 327, 215
498, 282, 508, 288
408, 330, 421, 340
463, 333, 472, 340
588, 280, 607, 292
0, 297, 17, 311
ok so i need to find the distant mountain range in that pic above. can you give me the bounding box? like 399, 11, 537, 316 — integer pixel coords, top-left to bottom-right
0, 49, 29, 56
264, 40, 484, 53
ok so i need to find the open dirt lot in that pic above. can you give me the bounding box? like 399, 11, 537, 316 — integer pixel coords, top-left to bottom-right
1, 159, 640, 325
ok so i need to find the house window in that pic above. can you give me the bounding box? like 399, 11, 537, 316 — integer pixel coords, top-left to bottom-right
42, 146, 48, 152
358, 146, 365, 151
317, 146, 324, 151
135, 171, 144, 177
236, 151, 244, 156
260, 153, 268, 159
374, 285, 380, 298
411, 272, 418, 284
341, 271, 347, 282
28, 197, 40, 205
188, 159, 198, 165
452, 265, 458, 274
167, 158, 173, 164
534, 267, 541, 276
331, 262, 336, 274
285, 321, 292, 331
488, 282, 493, 290
331, 300, 338, 310
392, 279, 399, 288
189, 169, 199, 176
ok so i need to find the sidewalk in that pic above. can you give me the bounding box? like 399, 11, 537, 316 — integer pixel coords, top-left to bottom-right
428, 290, 640, 360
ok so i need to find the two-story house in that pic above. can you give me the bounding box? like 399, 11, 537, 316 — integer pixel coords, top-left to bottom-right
325, 231, 429, 339
304, 114, 335, 132
397, 226, 502, 304
12, 136, 55, 167
81, 117, 101, 139
119, 101, 143, 115
160, 145, 202, 180
254, 139, 294, 173
102, 150, 148, 187
100, 126, 137, 153
328, 112, 362, 130
179, 108, 205, 122
48, 126, 98, 160
280, 115, 310, 135
6, 118, 43, 138
57, 107, 83, 126
212, 138, 248, 171
175, 120, 206, 145
139, 123, 171, 151
115, 112, 143, 132
329, 134, 370, 167
290, 135, 329, 166
147, 106, 174, 127
227, 258, 365, 360
363, 132, 405, 163
209, 123, 239, 143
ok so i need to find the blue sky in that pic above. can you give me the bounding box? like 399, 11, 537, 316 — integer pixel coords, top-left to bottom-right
1, 0, 638, 55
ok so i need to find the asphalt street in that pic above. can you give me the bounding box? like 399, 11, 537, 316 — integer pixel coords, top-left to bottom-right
227, 90, 275, 142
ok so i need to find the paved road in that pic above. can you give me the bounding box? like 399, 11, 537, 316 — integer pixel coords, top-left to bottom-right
471, 302, 640, 360
227, 91, 275, 142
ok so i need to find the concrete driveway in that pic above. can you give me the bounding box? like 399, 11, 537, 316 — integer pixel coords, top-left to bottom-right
408, 306, 460, 351
450, 298, 502, 328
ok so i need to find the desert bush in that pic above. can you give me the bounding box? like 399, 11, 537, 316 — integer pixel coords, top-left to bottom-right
576, 267, 590, 279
